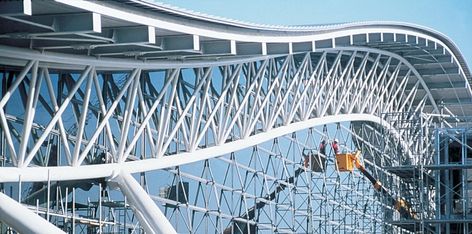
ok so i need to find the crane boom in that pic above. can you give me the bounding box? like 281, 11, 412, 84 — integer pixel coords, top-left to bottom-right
336, 151, 417, 219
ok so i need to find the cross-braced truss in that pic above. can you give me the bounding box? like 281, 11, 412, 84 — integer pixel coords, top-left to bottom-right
0, 46, 445, 233
0, 48, 437, 170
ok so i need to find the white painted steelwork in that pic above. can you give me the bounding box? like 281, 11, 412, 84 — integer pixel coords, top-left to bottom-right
0, 192, 65, 234
0, 0, 471, 233
109, 170, 177, 234
0, 113, 407, 183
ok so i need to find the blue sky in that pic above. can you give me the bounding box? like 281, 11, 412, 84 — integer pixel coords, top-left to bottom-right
155, 0, 472, 70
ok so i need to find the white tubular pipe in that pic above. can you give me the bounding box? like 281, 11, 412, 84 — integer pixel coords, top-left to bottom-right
110, 170, 177, 234
0, 192, 65, 234
0, 113, 412, 183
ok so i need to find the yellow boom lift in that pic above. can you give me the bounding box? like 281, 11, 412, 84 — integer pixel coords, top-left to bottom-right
336, 151, 417, 219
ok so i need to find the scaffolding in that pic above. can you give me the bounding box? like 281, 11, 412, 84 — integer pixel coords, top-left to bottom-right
373, 112, 472, 233
0, 181, 138, 234
0, 30, 470, 233
373, 112, 434, 233
431, 126, 472, 233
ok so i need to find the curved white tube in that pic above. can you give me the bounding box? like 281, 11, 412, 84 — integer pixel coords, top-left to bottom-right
0, 114, 407, 183
109, 170, 177, 234
0, 192, 65, 234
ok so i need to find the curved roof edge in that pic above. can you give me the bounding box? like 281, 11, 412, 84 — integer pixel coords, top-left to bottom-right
134, 0, 470, 80
1, 0, 471, 87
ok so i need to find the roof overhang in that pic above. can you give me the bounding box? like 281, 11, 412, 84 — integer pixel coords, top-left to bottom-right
0, 0, 471, 117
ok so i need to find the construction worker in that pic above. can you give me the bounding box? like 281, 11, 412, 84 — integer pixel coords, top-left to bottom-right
303, 150, 311, 168
319, 140, 326, 156
304, 139, 327, 169
332, 138, 339, 154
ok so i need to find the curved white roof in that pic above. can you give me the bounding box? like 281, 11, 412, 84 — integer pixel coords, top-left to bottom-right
0, 0, 471, 116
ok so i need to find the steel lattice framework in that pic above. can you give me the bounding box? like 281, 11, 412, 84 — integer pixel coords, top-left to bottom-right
0, 0, 471, 233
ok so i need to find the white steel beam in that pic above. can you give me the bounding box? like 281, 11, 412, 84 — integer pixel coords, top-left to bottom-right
0, 58, 33, 165
0, 192, 65, 234
22, 66, 92, 167
117, 70, 141, 163
109, 171, 177, 234
72, 70, 94, 166
0, 113, 408, 183
155, 71, 179, 157
43, 70, 73, 165
17, 61, 39, 167
76, 68, 141, 165
92, 72, 117, 156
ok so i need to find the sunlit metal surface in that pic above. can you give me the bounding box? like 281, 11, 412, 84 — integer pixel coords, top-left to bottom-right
0, 0, 471, 233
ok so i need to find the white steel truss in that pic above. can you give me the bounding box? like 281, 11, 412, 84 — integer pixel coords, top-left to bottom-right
0, 45, 448, 233
2, 1, 472, 232
0, 47, 437, 171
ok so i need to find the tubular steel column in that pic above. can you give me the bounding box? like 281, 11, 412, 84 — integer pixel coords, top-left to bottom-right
0, 192, 65, 234
109, 170, 177, 234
